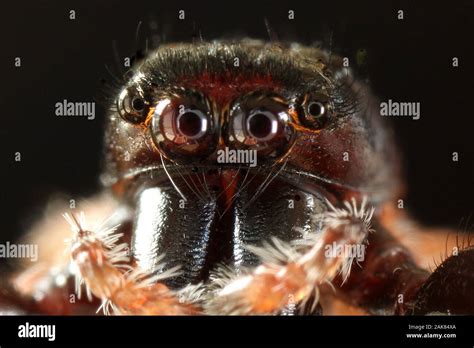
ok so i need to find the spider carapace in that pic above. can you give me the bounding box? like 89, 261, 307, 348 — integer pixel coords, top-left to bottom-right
2, 40, 473, 315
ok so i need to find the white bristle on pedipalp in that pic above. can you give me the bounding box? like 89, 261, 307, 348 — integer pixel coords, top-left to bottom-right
245, 237, 302, 265
126, 264, 181, 289
321, 196, 375, 230
63, 211, 191, 314
63, 211, 129, 303
205, 196, 376, 315
309, 196, 375, 282
245, 196, 375, 271
176, 283, 207, 305
97, 299, 120, 316
63, 212, 129, 266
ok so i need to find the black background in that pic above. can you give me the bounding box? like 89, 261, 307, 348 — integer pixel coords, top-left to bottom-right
0, 315, 472, 345
1, 0, 473, 243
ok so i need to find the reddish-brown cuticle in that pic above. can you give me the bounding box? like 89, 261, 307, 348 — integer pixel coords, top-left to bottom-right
177, 71, 282, 106
337, 222, 430, 314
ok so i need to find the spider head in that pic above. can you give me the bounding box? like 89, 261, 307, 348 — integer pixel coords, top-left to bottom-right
101, 41, 399, 287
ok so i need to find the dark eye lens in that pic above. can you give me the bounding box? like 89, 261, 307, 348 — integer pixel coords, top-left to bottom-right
177, 110, 207, 139
246, 110, 278, 141
131, 97, 145, 112
308, 101, 325, 117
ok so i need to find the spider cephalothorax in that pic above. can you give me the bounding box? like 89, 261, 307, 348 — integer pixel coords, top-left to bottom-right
3, 40, 473, 316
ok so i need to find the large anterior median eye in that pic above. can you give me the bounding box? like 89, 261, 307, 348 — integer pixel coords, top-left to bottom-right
150, 93, 218, 162
226, 92, 295, 161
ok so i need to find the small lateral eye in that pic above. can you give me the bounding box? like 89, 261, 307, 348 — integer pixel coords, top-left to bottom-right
117, 88, 150, 124
299, 95, 330, 130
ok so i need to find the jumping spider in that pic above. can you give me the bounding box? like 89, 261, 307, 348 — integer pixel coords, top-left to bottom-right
2, 40, 473, 315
